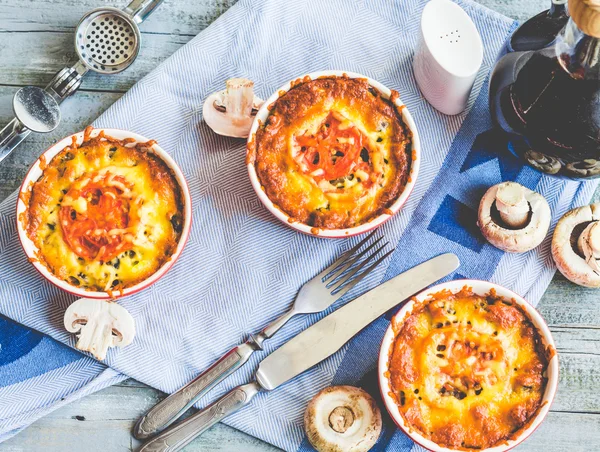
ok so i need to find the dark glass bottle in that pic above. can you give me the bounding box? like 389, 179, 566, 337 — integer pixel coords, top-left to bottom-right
490, 1, 600, 179
510, 0, 569, 52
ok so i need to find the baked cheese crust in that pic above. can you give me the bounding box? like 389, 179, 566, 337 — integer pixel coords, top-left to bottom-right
251, 76, 413, 230
388, 287, 549, 450
24, 127, 185, 293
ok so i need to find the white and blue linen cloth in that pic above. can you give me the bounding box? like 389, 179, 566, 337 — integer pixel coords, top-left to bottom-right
0, 0, 597, 450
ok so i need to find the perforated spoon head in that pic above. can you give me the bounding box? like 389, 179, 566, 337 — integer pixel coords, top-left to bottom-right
75, 7, 141, 74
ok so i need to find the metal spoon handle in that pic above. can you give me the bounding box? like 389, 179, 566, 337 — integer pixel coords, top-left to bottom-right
134, 309, 296, 439
0, 119, 30, 164
138, 382, 262, 452
123, 0, 164, 24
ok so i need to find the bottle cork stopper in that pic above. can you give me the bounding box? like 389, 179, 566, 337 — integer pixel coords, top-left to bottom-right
569, 0, 600, 38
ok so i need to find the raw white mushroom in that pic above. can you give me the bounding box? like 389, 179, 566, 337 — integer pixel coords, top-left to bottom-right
552, 203, 600, 287
202, 78, 264, 138
478, 182, 551, 253
64, 298, 135, 360
304, 386, 382, 452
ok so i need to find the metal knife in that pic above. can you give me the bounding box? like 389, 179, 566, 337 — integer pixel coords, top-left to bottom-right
138, 253, 459, 452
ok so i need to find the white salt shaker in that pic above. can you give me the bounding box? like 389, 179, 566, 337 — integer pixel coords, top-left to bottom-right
413, 0, 483, 115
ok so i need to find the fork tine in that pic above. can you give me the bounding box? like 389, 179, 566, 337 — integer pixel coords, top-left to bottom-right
318, 230, 377, 279
332, 248, 395, 299
330, 242, 390, 294
324, 236, 384, 286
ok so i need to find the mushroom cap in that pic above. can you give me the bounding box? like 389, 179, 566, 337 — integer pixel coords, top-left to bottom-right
64, 298, 135, 360
552, 203, 600, 288
304, 385, 382, 452
478, 182, 551, 253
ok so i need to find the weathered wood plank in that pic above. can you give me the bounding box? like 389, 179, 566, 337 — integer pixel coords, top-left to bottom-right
0, 31, 191, 92
514, 411, 600, 451
0, 418, 276, 452
0, 0, 237, 36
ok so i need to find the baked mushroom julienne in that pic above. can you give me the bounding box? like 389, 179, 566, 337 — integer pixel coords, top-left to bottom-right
552, 203, 600, 287
249, 76, 413, 230
22, 127, 185, 294
304, 386, 382, 452
388, 286, 550, 450
478, 182, 551, 253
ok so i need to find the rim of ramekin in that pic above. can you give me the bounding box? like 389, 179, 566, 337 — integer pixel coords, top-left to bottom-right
246, 70, 421, 238
377, 279, 559, 452
16, 128, 192, 300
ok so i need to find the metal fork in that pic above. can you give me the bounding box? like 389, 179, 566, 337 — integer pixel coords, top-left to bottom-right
133, 231, 392, 439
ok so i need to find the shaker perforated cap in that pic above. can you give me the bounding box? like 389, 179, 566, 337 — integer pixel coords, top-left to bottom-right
569, 0, 600, 38
413, 0, 483, 115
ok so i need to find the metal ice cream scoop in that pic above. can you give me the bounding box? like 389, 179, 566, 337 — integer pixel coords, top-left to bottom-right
0, 0, 164, 164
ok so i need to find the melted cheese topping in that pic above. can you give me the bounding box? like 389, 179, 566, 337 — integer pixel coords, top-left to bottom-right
25, 135, 184, 293
389, 288, 548, 450
253, 76, 412, 230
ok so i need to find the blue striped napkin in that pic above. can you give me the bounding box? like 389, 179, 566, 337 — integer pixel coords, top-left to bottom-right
0, 0, 597, 450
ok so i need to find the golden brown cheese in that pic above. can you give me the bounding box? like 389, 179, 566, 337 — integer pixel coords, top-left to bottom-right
24, 127, 184, 293
388, 287, 549, 450
252, 76, 412, 229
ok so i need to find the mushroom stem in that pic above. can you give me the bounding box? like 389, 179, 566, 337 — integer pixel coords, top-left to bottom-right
329, 406, 355, 433
225, 78, 254, 120
578, 221, 600, 273
495, 182, 530, 229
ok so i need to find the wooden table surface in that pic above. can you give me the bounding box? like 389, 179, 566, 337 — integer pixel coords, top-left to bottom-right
1, 0, 599, 450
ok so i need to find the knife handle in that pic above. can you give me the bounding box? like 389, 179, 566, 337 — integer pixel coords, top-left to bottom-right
138, 381, 262, 452
134, 342, 256, 439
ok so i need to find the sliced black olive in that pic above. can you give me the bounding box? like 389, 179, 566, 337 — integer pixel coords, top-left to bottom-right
63, 152, 74, 161
62, 189, 68, 194
376, 137, 383, 142
170, 214, 183, 233
347, 174, 354, 180
133, 260, 139, 266
384, 158, 389, 164
312, 153, 320, 165
475, 387, 483, 396
68, 276, 80, 286
47, 223, 56, 231
414, 389, 419, 394
109, 146, 117, 152
77, 272, 87, 280
111, 258, 120, 269
435, 322, 443, 328
111, 279, 120, 288
437, 344, 446, 351
399, 391, 406, 406
436, 353, 445, 358
454, 390, 467, 400
128, 250, 136, 258
77, 257, 85, 263
70, 210, 76, 220
360, 147, 369, 163
334, 150, 344, 157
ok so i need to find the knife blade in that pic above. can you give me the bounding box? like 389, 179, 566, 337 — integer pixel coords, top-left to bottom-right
255, 252, 459, 389
139, 253, 459, 452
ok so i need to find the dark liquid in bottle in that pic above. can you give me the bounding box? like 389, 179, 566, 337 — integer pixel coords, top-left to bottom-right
510, 5, 568, 51
490, 48, 600, 178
